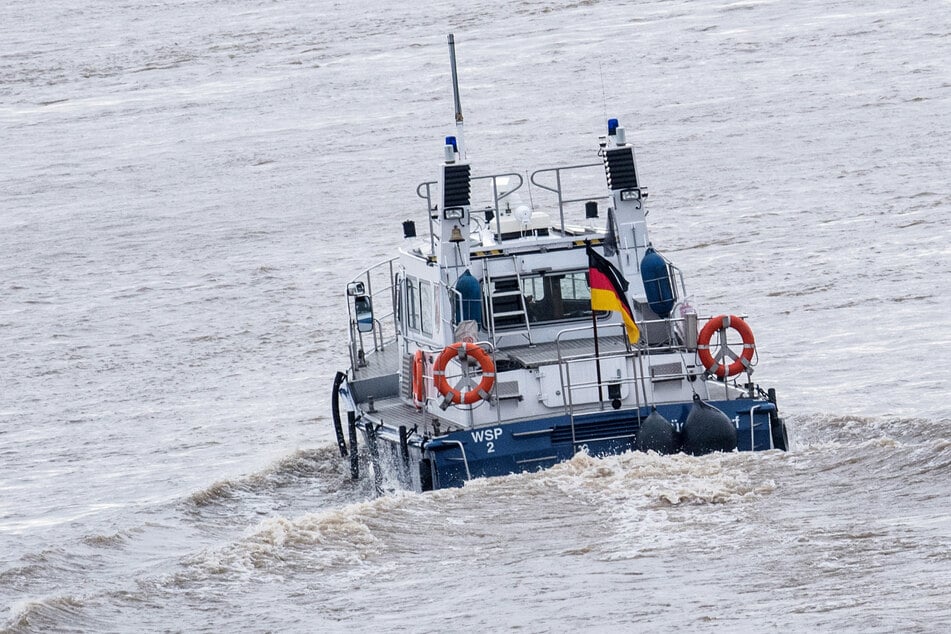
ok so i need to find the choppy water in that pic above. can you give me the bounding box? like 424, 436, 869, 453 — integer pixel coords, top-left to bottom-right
2, 0, 950, 631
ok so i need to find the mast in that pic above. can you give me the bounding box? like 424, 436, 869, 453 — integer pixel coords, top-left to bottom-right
602, 119, 647, 274
447, 33, 466, 158
435, 34, 472, 275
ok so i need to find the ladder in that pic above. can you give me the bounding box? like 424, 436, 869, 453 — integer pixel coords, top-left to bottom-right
485, 256, 533, 347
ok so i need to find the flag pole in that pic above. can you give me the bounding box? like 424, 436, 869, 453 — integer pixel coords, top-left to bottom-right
587, 241, 641, 412
591, 303, 605, 408
587, 241, 605, 408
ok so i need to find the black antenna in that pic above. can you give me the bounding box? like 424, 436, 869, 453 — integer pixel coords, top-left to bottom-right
599, 60, 607, 122
447, 33, 466, 157
448, 34, 463, 124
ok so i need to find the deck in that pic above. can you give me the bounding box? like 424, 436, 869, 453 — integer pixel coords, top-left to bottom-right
496, 334, 628, 368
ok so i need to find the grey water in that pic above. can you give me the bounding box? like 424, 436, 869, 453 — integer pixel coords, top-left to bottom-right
2, 0, 949, 631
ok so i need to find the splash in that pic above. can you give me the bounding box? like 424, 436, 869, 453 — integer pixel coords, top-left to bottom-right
547, 449, 775, 505
187, 445, 351, 507
516, 449, 782, 561
5, 595, 86, 634
181, 494, 415, 582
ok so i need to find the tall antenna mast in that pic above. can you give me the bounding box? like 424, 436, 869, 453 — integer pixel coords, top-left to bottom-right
447, 33, 466, 158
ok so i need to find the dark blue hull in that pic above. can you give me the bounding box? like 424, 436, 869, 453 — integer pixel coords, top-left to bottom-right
417, 399, 786, 490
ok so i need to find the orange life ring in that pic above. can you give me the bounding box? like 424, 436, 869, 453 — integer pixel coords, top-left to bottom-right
697, 314, 755, 378
411, 349, 426, 407
432, 342, 496, 406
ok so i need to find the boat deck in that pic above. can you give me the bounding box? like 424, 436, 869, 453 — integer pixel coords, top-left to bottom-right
362, 396, 431, 430
352, 343, 400, 381
350, 344, 401, 404
350, 336, 628, 414
353, 334, 629, 380
497, 335, 628, 368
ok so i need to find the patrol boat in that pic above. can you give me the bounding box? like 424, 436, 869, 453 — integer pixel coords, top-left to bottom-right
330, 35, 789, 492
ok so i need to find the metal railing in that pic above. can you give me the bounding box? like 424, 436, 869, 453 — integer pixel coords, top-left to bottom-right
417, 172, 524, 248
346, 258, 398, 371
416, 163, 616, 246
530, 162, 611, 235
553, 324, 645, 443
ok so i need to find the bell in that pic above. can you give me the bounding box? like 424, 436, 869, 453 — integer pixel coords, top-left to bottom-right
449, 225, 464, 242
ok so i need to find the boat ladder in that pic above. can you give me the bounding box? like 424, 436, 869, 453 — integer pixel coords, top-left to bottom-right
484, 256, 533, 347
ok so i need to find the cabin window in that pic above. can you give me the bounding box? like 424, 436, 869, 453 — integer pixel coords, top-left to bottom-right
490, 270, 607, 327
395, 273, 404, 326
419, 281, 434, 335
407, 277, 420, 332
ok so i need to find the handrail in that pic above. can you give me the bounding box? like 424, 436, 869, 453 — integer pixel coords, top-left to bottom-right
553, 322, 640, 442
749, 402, 777, 450
445, 283, 464, 332
530, 163, 610, 233
425, 439, 472, 481
483, 172, 524, 238
416, 181, 437, 254
417, 171, 525, 243
346, 257, 399, 370
548, 316, 710, 433
418, 165, 618, 247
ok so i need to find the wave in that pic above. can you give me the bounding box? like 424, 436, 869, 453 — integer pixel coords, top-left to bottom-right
80, 530, 135, 549
132, 421, 950, 609
538, 449, 777, 506
4, 595, 87, 634
451, 449, 785, 563
179, 494, 414, 583
187, 444, 353, 508
787, 412, 951, 476
56, 413, 947, 606
791, 412, 948, 444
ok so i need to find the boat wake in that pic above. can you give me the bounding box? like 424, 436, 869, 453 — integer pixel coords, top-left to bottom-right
5, 595, 88, 634
180, 496, 416, 583
177, 446, 786, 583
186, 444, 361, 508
5, 412, 948, 632
546, 449, 779, 506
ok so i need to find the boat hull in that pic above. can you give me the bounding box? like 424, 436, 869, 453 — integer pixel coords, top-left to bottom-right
357, 398, 787, 491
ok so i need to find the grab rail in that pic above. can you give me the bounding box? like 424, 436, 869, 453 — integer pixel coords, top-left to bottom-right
346, 257, 399, 370
530, 163, 610, 234
425, 439, 472, 481
417, 172, 525, 247
552, 323, 645, 444
749, 402, 777, 450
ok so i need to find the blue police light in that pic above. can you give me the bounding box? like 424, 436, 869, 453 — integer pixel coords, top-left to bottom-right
445, 136, 458, 151
607, 118, 619, 135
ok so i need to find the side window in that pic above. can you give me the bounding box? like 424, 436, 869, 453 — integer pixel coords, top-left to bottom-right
407, 277, 420, 332
420, 281, 434, 336
395, 273, 404, 326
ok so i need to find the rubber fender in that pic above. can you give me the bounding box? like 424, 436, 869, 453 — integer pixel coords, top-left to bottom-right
640, 247, 675, 318
454, 269, 483, 327
637, 409, 680, 455
681, 395, 737, 455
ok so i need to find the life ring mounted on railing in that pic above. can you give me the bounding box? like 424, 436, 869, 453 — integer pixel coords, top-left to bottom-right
697, 314, 756, 378
411, 349, 426, 408
432, 342, 496, 408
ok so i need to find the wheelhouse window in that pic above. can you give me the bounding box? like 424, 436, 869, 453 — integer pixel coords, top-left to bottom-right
419, 280, 434, 335
406, 277, 420, 332
488, 270, 606, 328
404, 276, 434, 336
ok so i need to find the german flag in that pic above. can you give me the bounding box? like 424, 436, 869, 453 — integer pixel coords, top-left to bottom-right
587, 245, 640, 344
